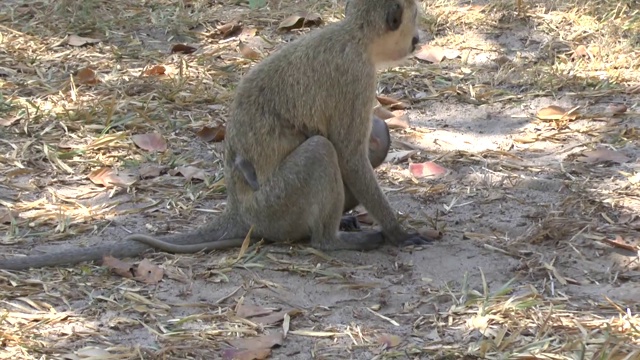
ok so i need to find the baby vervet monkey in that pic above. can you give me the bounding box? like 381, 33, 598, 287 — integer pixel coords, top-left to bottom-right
0, 0, 434, 271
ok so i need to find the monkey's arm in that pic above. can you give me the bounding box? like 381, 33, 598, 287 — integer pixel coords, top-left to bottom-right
331, 109, 433, 246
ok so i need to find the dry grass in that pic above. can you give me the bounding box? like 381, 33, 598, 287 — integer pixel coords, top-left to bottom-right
1, 0, 640, 358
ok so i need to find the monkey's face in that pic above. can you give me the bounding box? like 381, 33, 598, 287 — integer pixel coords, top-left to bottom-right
370, 0, 420, 66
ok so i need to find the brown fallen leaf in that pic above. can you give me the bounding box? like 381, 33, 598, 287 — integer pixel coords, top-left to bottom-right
253, 308, 302, 325
239, 41, 262, 60
102, 255, 135, 278
373, 106, 395, 120
536, 105, 579, 121
218, 20, 243, 39
443, 48, 461, 60
0, 208, 18, 224
377, 333, 403, 348
601, 235, 638, 252
278, 12, 322, 31
171, 44, 197, 54
88, 167, 137, 188
0, 116, 21, 127
376, 95, 408, 110
606, 103, 627, 116
171, 166, 206, 181
134, 259, 164, 284
571, 45, 591, 60
67, 34, 101, 47
75, 67, 100, 85
385, 115, 410, 129
132, 133, 168, 152
227, 332, 284, 351
409, 161, 448, 178
236, 304, 273, 319
143, 65, 166, 76
138, 164, 165, 179
577, 148, 630, 164
196, 125, 226, 142
415, 44, 445, 63
222, 348, 272, 360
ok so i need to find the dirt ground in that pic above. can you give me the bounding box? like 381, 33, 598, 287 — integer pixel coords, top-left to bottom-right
1, 0, 639, 359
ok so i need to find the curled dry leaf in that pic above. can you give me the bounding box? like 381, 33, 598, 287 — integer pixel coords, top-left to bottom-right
385, 115, 410, 129
278, 12, 322, 31
67, 34, 101, 47
377, 333, 403, 348
88, 167, 137, 188
222, 348, 271, 360
415, 44, 445, 63
571, 45, 591, 60
134, 259, 164, 284
0, 116, 21, 127
373, 106, 395, 120
132, 133, 168, 152
75, 67, 99, 85
218, 20, 243, 39
196, 125, 226, 142
171, 44, 197, 54
577, 148, 630, 164
102, 255, 135, 278
236, 303, 273, 319
143, 65, 166, 76
138, 164, 165, 179
409, 161, 448, 178
536, 105, 579, 121
239, 41, 262, 60
227, 332, 284, 352
171, 166, 206, 181
376, 95, 408, 110
606, 103, 627, 116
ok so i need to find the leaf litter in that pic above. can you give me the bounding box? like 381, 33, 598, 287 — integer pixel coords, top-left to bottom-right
1, 0, 640, 359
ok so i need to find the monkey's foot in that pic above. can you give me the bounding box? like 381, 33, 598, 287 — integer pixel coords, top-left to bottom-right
339, 215, 361, 231
401, 233, 436, 247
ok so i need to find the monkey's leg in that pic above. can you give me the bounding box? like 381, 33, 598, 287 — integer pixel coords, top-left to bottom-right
246, 136, 384, 251
341, 116, 391, 231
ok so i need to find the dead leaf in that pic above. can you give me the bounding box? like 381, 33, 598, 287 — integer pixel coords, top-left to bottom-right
536, 105, 579, 121
218, 20, 243, 39
67, 34, 101, 47
415, 44, 445, 63
572, 45, 591, 60
138, 164, 165, 179
377, 333, 402, 348
443, 49, 461, 60
171, 166, 206, 181
75, 67, 99, 85
513, 133, 539, 143
102, 255, 135, 278
278, 12, 322, 31
88, 167, 137, 188
0, 208, 18, 224
606, 103, 627, 115
134, 259, 164, 284
0, 116, 21, 127
577, 148, 630, 164
419, 227, 443, 240
409, 161, 448, 178
253, 309, 302, 325
171, 44, 197, 54
132, 133, 168, 152
196, 125, 226, 142
373, 106, 395, 120
239, 41, 261, 60
222, 348, 271, 360
385, 115, 410, 129
227, 332, 284, 351
236, 304, 273, 319
385, 150, 418, 163
143, 65, 166, 76
376, 95, 408, 110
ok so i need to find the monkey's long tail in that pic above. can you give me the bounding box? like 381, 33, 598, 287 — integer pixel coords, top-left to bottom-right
0, 213, 250, 271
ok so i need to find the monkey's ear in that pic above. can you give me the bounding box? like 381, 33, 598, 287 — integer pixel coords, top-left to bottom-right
385, 2, 403, 31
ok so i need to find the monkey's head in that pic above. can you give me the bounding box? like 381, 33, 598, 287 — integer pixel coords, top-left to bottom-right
346, 0, 420, 67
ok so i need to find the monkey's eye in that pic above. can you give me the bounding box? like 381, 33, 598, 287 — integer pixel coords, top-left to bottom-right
386, 3, 403, 31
